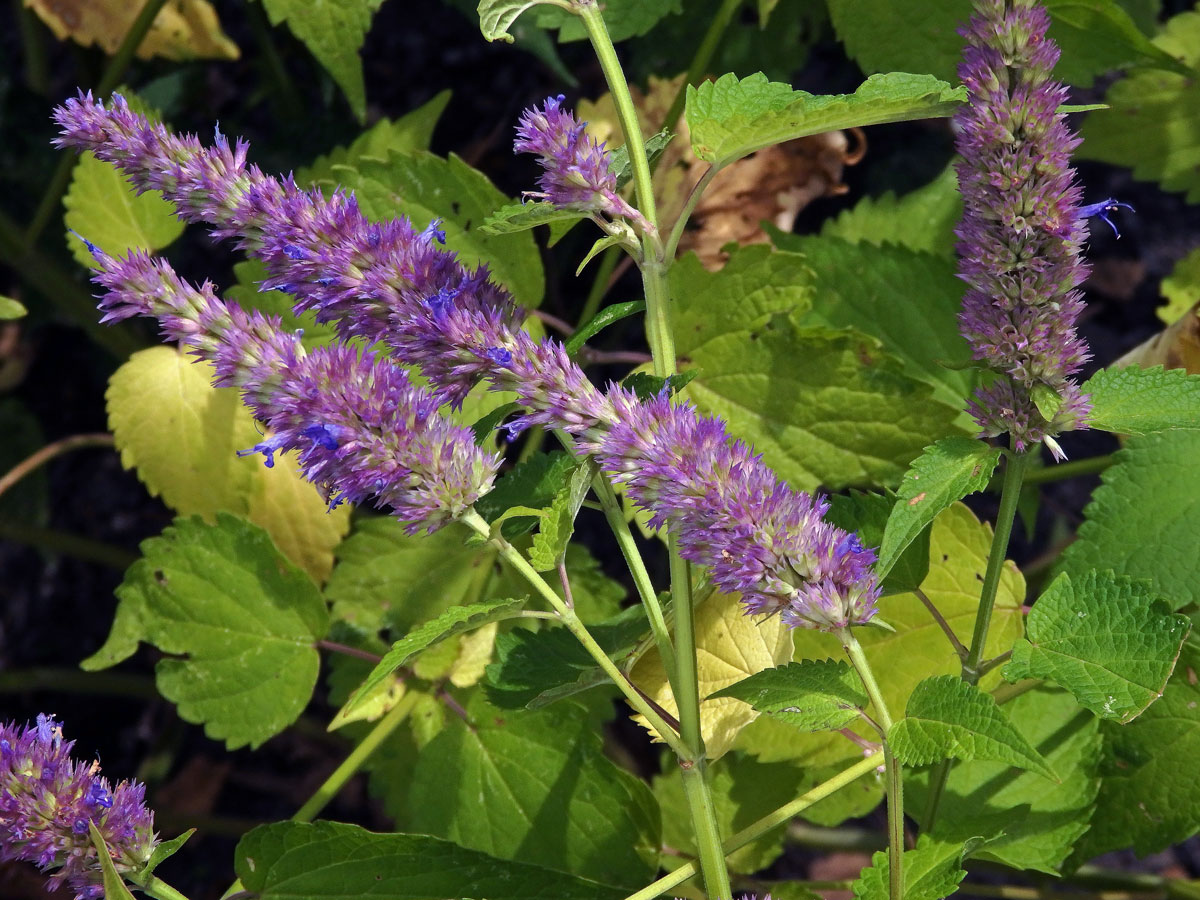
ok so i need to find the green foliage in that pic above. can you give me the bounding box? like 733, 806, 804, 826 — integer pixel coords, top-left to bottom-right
528, 458, 593, 571
235, 821, 627, 900
0, 295, 27, 319
88, 822, 137, 900
224, 259, 340, 350
481, 201, 588, 235
1083, 365, 1200, 434
258, 0, 386, 121
82, 514, 328, 749
1159, 246, 1200, 323
878, 437, 1002, 580
565, 300, 646, 355
476, 450, 581, 538
685, 72, 964, 168
476, 0, 565, 43
1079, 10, 1200, 200
533, 0, 681, 42
709, 660, 868, 732
820, 163, 961, 255
908, 689, 1101, 874
138, 829, 196, 880
826, 491, 930, 597
64, 152, 184, 268
1058, 430, 1200, 611
852, 835, 974, 900
408, 699, 659, 885
890, 676, 1056, 779
1005, 571, 1189, 723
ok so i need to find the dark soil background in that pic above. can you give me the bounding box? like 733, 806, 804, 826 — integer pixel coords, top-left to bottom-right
1, 1, 1198, 898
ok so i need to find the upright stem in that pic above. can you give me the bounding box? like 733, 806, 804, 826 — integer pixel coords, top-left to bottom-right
660, 0, 743, 132
840, 629, 902, 900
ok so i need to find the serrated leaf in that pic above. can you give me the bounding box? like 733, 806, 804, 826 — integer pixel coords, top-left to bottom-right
708, 660, 868, 732
476, 450, 580, 534
84, 514, 328, 749
1079, 10, 1200, 200
533, 0, 681, 42
480, 201, 588, 235
528, 459, 592, 571
30, 0, 237, 60
341, 150, 543, 307
1058, 430, 1200, 611
409, 700, 659, 885
890, 675, 1056, 780
64, 152, 185, 268
631, 590, 794, 759
609, 129, 673, 190
235, 821, 627, 900
565, 300, 646, 356
259, 0, 385, 121
908, 688, 1102, 874
1083, 365, 1200, 434
821, 163, 961, 255
138, 829, 195, 879
344, 598, 526, 717
686, 72, 964, 168
477, 0, 564, 42
1005, 571, 1189, 722
878, 437, 1002, 580
88, 821, 137, 900
827, 491, 930, 596
852, 835, 973, 900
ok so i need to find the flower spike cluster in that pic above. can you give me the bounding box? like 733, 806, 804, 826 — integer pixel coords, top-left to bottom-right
514, 95, 648, 230
954, 0, 1093, 458
1, 714, 157, 899
88, 243, 500, 533
55, 94, 879, 630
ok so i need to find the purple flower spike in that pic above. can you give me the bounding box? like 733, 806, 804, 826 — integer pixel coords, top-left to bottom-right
954, 0, 1094, 455
90, 247, 501, 534
514, 95, 649, 229
0, 715, 157, 900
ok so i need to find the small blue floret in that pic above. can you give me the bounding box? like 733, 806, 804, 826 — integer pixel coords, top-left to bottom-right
486, 346, 513, 366
1080, 198, 1134, 239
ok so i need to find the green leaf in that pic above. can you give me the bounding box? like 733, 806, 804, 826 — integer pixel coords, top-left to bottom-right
258, 0, 385, 121
1083, 365, 1200, 434
336, 150, 544, 307
890, 676, 1056, 779
771, 233, 975, 412
852, 834, 974, 900
480, 201, 588, 235
622, 370, 696, 402
528, 459, 593, 571
908, 688, 1102, 874
821, 163, 961, 255
235, 820, 627, 900
64, 151, 184, 268
1159, 246, 1200, 324
138, 829, 196, 879
224, 259, 340, 351
1057, 430, 1200, 611
0, 295, 28, 319
686, 72, 964, 168
477, 450, 581, 538
408, 700, 659, 885
826, 490, 930, 596
565, 300, 646, 356
88, 821, 137, 900
477, 0, 567, 42
1070, 648, 1200, 859
343, 598, 527, 717
709, 660, 867, 732
533, 0, 681, 42
1005, 571, 1189, 722
83, 514, 328, 749
878, 437, 1002, 580
609, 129, 672, 190
1079, 10, 1200, 200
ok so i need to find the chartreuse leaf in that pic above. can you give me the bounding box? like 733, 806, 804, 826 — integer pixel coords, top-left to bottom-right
685, 72, 964, 168
106, 346, 349, 582
29, 0, 237, 60
709, 660, 868, 732
528, 458, 593, 571
477, 0, 568, 42
632, 590, 794, 759
741, 504, 1023, 768
343, 598, 526, 718
235, 821, 627, 900
0, 295, 26, 319
1159, 246, 1200, 324
258, 0, 385, 121
907, 688, 1101, 874
1071, 647, 1200, 859
878, 437, 1002, 581
1079, 11, 1200, 201
64, 151, 184, 268
1004, 571, 1189, 723
533, 0, 681, 42
772, 233, 975, 413
821, 163, 961, 255
83, 515, 328, 749
481, 201, 588, 235
409, 699, 659, 885
337, 150, 544, 307
1083, 365, 1200, 434
889, 676, 1056, 779
852, 835, 975, 900
1058, 430, 1200, 611
87, 821, 137, 900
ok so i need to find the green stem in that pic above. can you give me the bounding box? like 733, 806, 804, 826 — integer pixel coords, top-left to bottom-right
623, 752, 884, 900
16, 0, 50, 94
660, 0, 743, 133
292, 691, 419, 822
460, 509, 690, 758
840, 629, 902, 900
130, 872, 193, 900
0, 519, 138, 570
25, 0, 171, 248
0, 433, 114, 502
0, 668, 155, 698
1022, 452, 1112, 485
663, 164, 719, 261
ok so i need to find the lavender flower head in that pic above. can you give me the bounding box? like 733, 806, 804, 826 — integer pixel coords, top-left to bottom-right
954, 0, 1093, 459
515, 95, 649, 230
1, 714, 156, 899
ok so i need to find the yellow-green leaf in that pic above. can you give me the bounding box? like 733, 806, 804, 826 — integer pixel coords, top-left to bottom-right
29, 0, 238, 60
